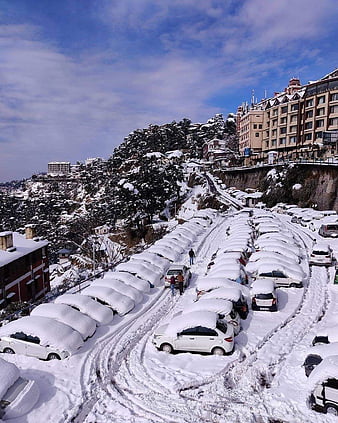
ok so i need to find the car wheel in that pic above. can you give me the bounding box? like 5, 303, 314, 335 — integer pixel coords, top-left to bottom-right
211, 347, 225, 356
325, 405, 338, 416
3, 348, 14, 354
47, 353, 61, 360
160, 343, 173, 354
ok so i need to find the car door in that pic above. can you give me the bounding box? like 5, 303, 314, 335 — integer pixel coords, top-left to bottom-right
24, 335, 46, 359
195, 326, 219, 352
175, 327, 200, 351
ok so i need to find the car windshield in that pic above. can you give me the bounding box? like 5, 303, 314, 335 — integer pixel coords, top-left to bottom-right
312, 250, 329, 255
167, 269, 181, 275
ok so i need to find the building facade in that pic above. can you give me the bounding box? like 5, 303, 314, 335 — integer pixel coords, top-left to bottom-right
0, 227, 50, 306
47, 161, 71, 175
237, 70, 338, 159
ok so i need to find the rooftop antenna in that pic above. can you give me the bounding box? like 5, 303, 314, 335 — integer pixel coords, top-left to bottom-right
251, 89, 255, 106
264, 89, 267, 99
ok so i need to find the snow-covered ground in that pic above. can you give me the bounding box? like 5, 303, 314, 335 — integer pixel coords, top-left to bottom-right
2, 205, 338, 423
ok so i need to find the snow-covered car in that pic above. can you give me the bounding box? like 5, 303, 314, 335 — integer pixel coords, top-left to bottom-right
152, 311, 234, 356
308, 355, 338, 415
312, 326, 338, 346
319, 222, 338, 238
250, 279, 277, 312
107, 271, 150, 293
164, 264, 191, 288
30, 303, 96, 340
0, 316, 83, 360
251, 262, 304, 288
182, 298, 241, 335
115, 261, 162, 287
195, 276, 247, 299
130, 251, 170, 273
309, 243, 334, 266
302, 343, 338, 377
81, 285, 135, 315
0, 358, 39, 419
91, 277, 143, 304
207, 263, 248, 284
147, 244, 180, 262
197, 286, 249, 320
54, 293, 114, 326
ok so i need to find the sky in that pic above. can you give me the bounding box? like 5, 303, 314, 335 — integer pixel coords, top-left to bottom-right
0, 0, 338, 182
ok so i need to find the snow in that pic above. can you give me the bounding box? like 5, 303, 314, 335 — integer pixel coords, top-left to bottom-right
90, 277, 143, 304
183, 298, 233, 316
0, 357, 20, 398
250, 278, 276, 295
105, 270, 150, 292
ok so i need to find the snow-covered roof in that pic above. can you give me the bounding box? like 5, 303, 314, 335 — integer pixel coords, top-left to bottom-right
91, 277, 143, 304
54, 293, 114, 325
164, 311, 218, 336
147, 245, 180, 262
0, 316, 83, 354
0, 357, 20, 399
207, 266, 245, 281
106, 271, 150, 292
184, 298, 233, 316
31, 303, 96, 340
81, 285, 135, 315
0, 232, 48, 267
130, 251, 170, 272
250, 279, 275, 295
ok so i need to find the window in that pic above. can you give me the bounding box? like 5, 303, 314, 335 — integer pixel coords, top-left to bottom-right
272, 119, 277, 127
316, 107, 325, 116
289, 125, 297, 133
291, 103, 299, 111
271, 139, 277, 146
330, 93, 338, 101
253, 124, 257, 129
289, 136, 297, 143
315, 131, 323, 139
279, 137, 286, 145
280, 117, 287, 124
290, 115, 298, 123
316, 119, 324, 128
272, 109, 278, 116
330, 105, 338, 114
280, 127, 287, 134
305, 110, 313, 119
306, 99, 314, 107
255, 132, 259, 137
198, 327, 218, 336
281, 106, 288, 113
272, 129, 277, 136
265, 140, 269, 147
317, 95, 325, 104
258, 124, 262, 129
305, 133, 312, 140
305, 122, 313, 129
180, 328, 200, 336
329, 117, 338, 126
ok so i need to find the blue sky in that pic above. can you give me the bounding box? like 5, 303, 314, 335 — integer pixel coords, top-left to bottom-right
0, 0, 338, 181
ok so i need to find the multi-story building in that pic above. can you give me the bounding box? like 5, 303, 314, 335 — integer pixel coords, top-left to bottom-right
0, 226, 50, 306
47, 161, 71, 175
237, 70, 338, 159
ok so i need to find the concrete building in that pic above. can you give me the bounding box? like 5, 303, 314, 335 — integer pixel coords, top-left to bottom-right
0, 226, 50, 306
47, 162, 71, 175
237, 70, 338, 160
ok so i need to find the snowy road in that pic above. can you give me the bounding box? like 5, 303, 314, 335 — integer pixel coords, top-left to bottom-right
6, 210, 338, 423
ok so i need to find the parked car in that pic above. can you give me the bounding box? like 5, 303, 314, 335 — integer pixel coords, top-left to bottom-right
312, 326, 338, 346
152, 311, 234, 356
250, 279, 278, 312
182, 298, 241, 335
309, 355, 338, 415
309, 242, 334, 266
319, 222, 338, 238
0, 358, 39, 419
302, 343, 338, 377
0, 316, 83, 360
164, 264, 191, 288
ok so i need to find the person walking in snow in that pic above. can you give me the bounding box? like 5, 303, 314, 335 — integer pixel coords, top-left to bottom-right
189, 248, 195, 265
170, 275, 176, 296
177, 271, 184, 295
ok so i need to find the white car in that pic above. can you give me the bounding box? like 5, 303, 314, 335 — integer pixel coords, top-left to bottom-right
309, 243, 334, 266
152, 311, 234, 356
0, 358, 39, 419
250, 279, 277, 312
0, 316, 83, 360
81, 285, 135, 315
164, 264, 191, 288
